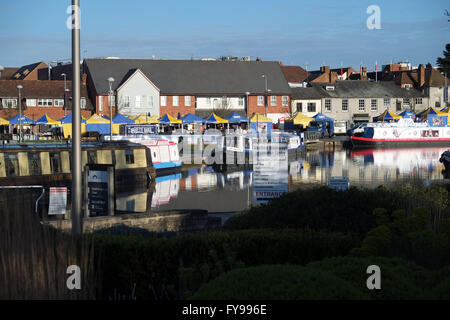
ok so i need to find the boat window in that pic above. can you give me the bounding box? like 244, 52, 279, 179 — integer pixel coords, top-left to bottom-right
4, 153, 19, 177
49, 152, 61, 173
125, 149, 134, 164
28, 153, 41, 176
87, 150, 97, 164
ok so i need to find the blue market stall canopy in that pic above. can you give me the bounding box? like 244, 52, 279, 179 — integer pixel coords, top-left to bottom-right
159, 113, 182, 124
59, 113, 87, 124
372, 109, 401, 122
226, 112, 248, 123
9, 114, 35, 125
113, 113, 135, 124
399, 110, 416, 118
35, 114, 61, 125
313, 113, 334, 122
181, 113, 205, 123
205, 113, 228, 124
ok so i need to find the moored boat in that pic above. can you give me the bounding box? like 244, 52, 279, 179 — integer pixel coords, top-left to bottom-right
351, 118, 450, 148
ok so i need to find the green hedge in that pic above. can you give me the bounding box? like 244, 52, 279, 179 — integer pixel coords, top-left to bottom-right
189, 264, 370, 300
191, 257, 445, 300
94, 228, 357, 300
224, 185, 450, 236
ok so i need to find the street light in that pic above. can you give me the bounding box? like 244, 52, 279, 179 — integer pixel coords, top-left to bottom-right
245, 91, 250, 131
107, 77, 115, 141
17, 84, 23, 142
262, 75, 268, 116
61, 73, 67, 115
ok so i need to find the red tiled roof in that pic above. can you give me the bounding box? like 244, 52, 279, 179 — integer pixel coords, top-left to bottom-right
280, 65, 309, 83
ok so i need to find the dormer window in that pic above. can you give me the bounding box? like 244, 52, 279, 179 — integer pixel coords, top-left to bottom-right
404, 84, 411, 89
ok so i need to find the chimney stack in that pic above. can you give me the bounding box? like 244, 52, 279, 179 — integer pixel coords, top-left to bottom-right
82, 73, 87, 85
361, 67, 367, 81
418, 64, 425, 88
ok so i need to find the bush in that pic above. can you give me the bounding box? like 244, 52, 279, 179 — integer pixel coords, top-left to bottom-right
190, 265, 369, 300
224, 186, 400, 236
94, 228, 357, 299
307, 257, 434, 300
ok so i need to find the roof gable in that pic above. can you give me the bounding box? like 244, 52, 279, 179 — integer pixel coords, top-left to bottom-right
116, 68, 160, 92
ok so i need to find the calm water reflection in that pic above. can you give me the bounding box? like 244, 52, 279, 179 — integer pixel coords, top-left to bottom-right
116, 146, 449, 214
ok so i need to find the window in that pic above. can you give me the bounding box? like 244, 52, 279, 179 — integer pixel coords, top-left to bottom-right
148, 96, 154, 108
98, 96, 103, 111
54, 99, 64, 107
238, 97, 244, 107
87, 150, 97, 164
307, 102, 316, 112
81, 98, 86, 109
125, 149, 134, 164
3, 99, 17, 109
384, 98, 390, 107
4, 153, 19, 177
415, 98, 423, 105
206, 97, 211, 105
161, 96, 167, 106
296, 102, 302, 112
342, 99, 348, 111
358, 99, 365, 111
135, 96, 141, 108
403, 98, 410, 107
124, 96, 130, 108
371, 99, 377, 112
325, 99, 331, 112
38, 99, 52, 107
49, 152, 61, 174
257, 96, 264, 106
282, 96, 289, 106
26, 99, 36, 107
28, 153, 41, 176
270, 96, 277, 106
173, 96, 179, 107
185, 96, 191, 106
404, 84, 411, 89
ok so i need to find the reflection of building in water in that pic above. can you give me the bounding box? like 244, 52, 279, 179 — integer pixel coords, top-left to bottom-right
295, 146, 447, 186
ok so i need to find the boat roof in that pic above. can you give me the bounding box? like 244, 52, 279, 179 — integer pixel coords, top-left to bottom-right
0, 141, 146, 151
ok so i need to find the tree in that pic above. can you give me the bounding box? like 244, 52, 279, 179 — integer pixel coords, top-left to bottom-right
213, 95, 233, 119
436, 43, 450, 75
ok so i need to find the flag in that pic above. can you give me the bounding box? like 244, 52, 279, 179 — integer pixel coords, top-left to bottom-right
375, 60, 377, 72
340, 62, 343, 77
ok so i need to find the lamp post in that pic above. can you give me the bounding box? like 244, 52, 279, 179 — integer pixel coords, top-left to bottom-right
262, 75, 268, 116
245, 91, 250, 131
17, 85, 23, 142
61, 73, 67, 115
107, 77, 115, 141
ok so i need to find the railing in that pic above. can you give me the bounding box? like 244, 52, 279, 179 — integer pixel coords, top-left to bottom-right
0, 185, 45, 214
303, 131, 321, 143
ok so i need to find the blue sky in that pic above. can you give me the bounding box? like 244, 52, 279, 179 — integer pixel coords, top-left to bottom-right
0, 0, 449, 70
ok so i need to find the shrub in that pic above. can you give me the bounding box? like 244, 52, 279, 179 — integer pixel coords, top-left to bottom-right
189, 265, 369, 300
307, 256, 434, 300
94, 228, 357, 299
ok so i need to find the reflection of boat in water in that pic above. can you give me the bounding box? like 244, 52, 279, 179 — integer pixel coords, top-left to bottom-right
350, 147, 448, 173
351, 118, 450, 147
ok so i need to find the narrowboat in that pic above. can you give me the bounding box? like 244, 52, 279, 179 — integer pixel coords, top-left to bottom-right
351, 118, 450, 148
113, 134, 182, 173
0, 141, 156, 189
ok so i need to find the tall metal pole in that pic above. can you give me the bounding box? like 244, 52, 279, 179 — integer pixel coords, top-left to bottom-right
108, 77, 114, 141
17, 85, 23, 143
262, 75, 268, 117
71, 0, 82, 235
62, 73, 67, 116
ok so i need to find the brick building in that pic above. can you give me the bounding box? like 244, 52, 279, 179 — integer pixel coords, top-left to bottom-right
84, 58, 292, 123
0, 80, 93, 122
